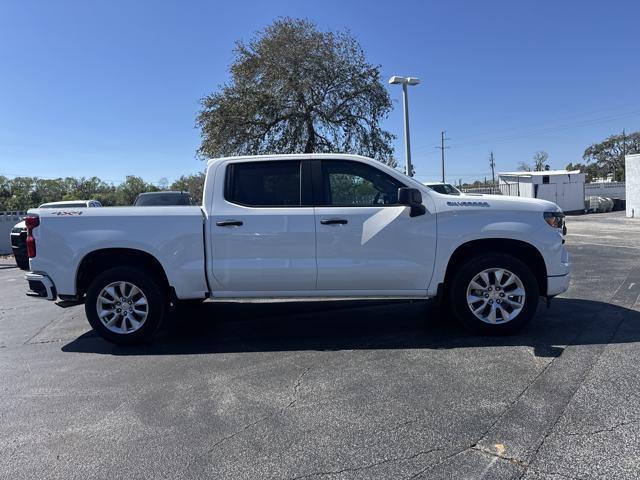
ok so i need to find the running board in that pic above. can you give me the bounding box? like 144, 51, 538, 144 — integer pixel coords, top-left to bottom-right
206, 296, 431, 303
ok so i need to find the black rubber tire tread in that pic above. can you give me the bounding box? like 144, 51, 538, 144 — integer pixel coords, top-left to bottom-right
85, 266, 167, 344
449, 253, 539, 335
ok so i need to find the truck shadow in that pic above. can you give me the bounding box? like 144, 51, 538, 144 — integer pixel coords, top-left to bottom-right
61, 297, 640, 358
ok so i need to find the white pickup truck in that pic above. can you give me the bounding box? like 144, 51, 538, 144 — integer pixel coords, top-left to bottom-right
23, 154, 570, 343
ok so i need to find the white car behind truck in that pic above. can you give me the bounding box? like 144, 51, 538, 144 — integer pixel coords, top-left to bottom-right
23, 154, 570, 343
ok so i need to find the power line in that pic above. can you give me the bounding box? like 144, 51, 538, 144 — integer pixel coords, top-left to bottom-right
448, 110, 640, 150
427, 103, 640, 146
412, 107, 640, 155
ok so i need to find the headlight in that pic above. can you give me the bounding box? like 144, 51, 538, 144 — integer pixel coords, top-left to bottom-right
543, 211, 565, 229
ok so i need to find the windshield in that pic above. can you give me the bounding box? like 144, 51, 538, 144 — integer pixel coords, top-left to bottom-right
427, 184, 461, 195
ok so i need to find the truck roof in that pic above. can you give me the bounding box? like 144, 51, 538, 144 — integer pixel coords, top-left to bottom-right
206, 153, 375, 167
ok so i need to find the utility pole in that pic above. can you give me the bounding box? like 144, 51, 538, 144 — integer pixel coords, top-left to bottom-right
489, 151, 496, 193
436, 130, 450, 182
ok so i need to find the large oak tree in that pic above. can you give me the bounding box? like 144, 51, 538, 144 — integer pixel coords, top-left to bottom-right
196, 18, 396, 164
583, 130, 640, 181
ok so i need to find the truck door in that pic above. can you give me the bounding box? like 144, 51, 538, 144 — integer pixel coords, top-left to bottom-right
209, 159, 317, 293
313, 159, 436, 293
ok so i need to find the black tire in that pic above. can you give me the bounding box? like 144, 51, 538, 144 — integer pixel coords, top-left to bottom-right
85, 266, 167, 344
14, 253, 29, 270
449, 253, 539, 335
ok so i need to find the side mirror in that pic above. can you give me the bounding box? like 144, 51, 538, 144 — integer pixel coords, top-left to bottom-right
398, 187, 426, 217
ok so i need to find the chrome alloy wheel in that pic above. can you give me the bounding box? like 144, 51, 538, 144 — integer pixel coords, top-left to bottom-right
96, 281, 149, 334
466, 268, 526, 324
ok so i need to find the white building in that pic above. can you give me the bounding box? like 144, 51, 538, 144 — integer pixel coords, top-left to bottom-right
626, 154, 640, 218
498, 170, 586, 213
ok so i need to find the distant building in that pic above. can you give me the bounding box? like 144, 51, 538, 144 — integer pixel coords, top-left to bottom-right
626, 154, 640, 218
498, 170, 586, 213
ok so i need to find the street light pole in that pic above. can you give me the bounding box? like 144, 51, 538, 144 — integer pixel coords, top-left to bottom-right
389, 76, 420, 177
402, 82, 412, 177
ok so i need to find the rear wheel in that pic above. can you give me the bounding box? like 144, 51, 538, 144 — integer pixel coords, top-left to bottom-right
14, 253, 29, 270
450, 253, 539, 334
85, 266, 167, 344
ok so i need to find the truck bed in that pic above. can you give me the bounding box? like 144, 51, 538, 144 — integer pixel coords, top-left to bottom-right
28, 206, 209, 299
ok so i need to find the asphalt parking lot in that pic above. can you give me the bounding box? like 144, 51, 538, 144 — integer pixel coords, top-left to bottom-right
1, 211, 639, 480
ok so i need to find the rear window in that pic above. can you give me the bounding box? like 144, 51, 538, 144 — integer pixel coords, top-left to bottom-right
40, 203, 87, 208
134, 193, 192, 206
225, 161, 301, 207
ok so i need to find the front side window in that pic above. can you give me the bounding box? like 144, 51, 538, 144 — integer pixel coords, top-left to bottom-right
321, 160, 405, 206
225, 161, 301, 207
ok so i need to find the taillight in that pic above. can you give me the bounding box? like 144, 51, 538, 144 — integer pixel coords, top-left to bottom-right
25, 215, 39, 258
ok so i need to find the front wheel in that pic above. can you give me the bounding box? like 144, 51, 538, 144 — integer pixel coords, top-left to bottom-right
85, 266, 167, 344
450, 253, 539, 335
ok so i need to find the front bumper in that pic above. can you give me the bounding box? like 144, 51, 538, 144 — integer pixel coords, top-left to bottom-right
547, 273, 570, 297
25, 272, 57, 300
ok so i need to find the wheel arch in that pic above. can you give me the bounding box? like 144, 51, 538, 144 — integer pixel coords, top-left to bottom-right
75, 248, 170, 298
443, 238, 548, 296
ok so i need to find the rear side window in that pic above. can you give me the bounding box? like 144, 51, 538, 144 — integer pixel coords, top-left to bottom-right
225, 161, 301, 207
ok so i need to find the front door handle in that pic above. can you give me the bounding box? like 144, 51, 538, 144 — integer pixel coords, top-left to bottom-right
320, 218, 348, 225
216, 220, 243, 227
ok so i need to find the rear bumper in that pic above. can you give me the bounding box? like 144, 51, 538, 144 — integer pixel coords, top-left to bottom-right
547, 273, 570, 297
25, 272, 57, 300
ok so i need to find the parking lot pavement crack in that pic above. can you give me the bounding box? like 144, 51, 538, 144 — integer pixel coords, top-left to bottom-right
287, 448, 441, 480
23, 317, 59, 345
200, 365, 313, 458
204, 412, 276, 454
526, 467, 588, 480
562, 418, 640, 437
471, 445, 528, 469
27, 338, 66, 345
467, 327, 580, 458
403, 445, 477, 479
283, 366, 311, 410
518, 313, 629, 479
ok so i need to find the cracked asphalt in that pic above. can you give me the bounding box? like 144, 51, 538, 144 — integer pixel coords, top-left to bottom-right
1, 211, 640, 479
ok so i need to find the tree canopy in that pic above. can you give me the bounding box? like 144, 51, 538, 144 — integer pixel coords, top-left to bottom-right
196, 18, 396, 164
517, 151, 549, 172
582, 130, 640, 181
0, 173, 205, 211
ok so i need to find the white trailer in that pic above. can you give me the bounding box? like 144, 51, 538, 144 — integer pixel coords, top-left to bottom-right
498, 170, 585, 213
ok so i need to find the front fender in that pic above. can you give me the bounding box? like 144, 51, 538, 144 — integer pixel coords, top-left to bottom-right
428, 210, 562, 295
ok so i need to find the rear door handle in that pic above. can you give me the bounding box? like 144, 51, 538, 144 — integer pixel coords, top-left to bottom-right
216, 220, 243, 227
320, 218, 348, 225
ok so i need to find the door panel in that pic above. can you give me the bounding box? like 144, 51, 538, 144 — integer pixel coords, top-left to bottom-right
315, 205, 435, 290
210, 160, 316, 292
211, 208, 316, 291
314, 159, 436, 292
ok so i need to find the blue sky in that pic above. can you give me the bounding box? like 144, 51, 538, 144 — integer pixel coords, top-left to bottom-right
1, 0, 639, 185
